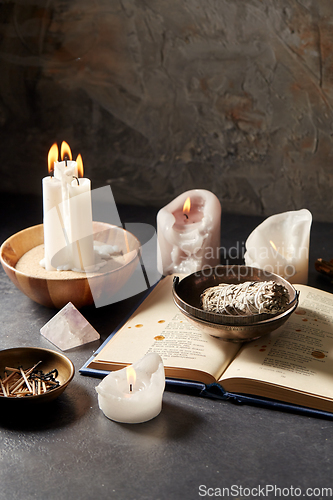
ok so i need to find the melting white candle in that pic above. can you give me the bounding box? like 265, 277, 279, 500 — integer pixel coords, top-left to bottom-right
96, 353, 165, 424
244, 209, 312, 284
157, 189, 221, 275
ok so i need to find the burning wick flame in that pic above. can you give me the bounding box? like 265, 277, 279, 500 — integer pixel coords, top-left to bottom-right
48, 143, 59, 175
61, 141, 72, 162
76, 153, 84, 178
126, 366, 136, 393
183, 197, 191, 219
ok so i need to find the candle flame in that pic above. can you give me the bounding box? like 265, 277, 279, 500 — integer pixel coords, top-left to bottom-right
48, 143, 59, 174
270, 240, 277, 251
60, 141, 72, 161
126, 365, 136, 389
76, 154, 84, 177
183, 197, 191, 214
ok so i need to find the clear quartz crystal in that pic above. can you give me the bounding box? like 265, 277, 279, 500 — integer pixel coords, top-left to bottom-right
40, 302, 100, 350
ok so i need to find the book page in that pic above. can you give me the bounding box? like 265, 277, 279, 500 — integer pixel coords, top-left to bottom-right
221, 285, 333, 401
89, 275, 240, 384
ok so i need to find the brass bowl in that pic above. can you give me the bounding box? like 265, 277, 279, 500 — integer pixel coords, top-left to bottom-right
0, 347, 75, 404
172, 265, 298, 342
0, 222, 141, 309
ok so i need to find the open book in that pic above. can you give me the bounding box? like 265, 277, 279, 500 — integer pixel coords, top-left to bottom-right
81, 275, 333, 416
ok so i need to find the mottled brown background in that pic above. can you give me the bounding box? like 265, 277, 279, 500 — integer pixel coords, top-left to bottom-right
1, 0, 333, 221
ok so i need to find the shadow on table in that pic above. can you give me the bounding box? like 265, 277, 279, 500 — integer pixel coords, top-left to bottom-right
113, 398, 204, 441
0, 381, 93, 431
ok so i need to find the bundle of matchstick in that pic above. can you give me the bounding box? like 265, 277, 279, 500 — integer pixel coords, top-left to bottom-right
0, 361, 60, 397
201, 280, 290, 316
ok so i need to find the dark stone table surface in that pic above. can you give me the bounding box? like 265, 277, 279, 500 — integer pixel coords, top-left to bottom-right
1, 193, 333, 500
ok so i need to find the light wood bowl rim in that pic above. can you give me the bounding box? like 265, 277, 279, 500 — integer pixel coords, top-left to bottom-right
0, 222, 141, 282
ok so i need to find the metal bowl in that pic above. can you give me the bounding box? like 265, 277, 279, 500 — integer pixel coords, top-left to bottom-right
0, 347, 75, 404
172, 265, 298, 342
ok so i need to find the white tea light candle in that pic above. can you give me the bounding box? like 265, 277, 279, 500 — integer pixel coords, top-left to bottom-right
96, 353, 165, 424
157, 189, 221, 275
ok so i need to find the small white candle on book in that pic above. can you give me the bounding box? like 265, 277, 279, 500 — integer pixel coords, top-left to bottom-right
95, 353, 165, 424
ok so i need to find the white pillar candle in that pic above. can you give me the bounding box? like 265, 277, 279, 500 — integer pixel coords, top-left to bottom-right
68, 176, 95, 271
54, 144, 79, 252
54, 160, 78, 244
42, 143, 70, 271
157, 189, 221, 275
96, 353, 165, 424
244, 209, 312, 284
42, 175, 65, 271
42, 142, 95, 272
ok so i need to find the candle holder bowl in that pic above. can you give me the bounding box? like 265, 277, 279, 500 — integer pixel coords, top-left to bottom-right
0, 222, 141, 309
172, 265, 299, 342
0, 347, 75, 404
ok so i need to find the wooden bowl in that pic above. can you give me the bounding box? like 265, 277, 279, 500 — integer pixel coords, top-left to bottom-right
0, 347, 75, 404
0, 222, 141, 309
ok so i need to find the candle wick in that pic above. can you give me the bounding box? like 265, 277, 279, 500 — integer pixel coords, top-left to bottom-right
184, 213, 189, 220
64, 154, 69, 166
129, 383, 133, 392
73, 176, 80, 186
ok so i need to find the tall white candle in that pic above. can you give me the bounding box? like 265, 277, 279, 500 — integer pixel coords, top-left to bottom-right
157, 189, 221, 275
53, 143, 79, 253
42, 175, 64, 271
68, 155, 94, 271
42, 143, 69, 271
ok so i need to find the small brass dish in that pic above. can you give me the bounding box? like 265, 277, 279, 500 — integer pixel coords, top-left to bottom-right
172, 265, 298, 342
0, 347, 75, 404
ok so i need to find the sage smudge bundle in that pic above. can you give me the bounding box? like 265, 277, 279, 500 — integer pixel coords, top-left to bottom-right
201, 281, 290, 316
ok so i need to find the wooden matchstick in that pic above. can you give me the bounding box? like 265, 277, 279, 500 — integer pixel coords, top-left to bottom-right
0, 380, 8, 397
2, 370, 20, 385
0, 361, 59, 398
20, 367, 32, 392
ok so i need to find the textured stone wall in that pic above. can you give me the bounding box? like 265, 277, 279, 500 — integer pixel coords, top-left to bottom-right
1, 1, 333, 221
